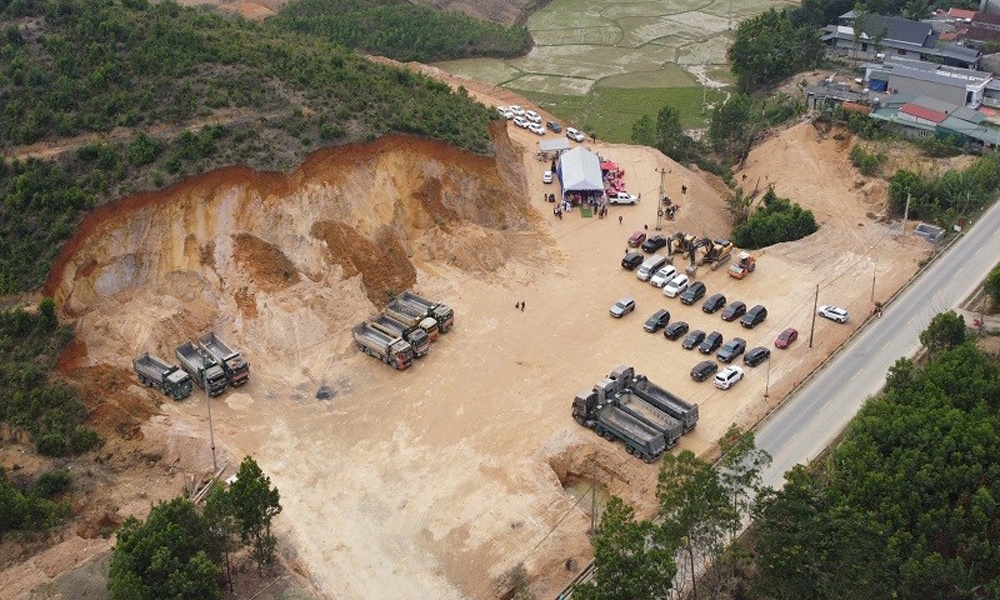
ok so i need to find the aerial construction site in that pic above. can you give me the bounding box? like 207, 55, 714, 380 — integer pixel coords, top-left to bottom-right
14, 68, 938, 599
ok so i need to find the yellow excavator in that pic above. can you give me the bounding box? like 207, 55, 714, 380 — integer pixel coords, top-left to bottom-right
667, 232, 698, 255
697, 239, 733, 270
728, 251, 757, 279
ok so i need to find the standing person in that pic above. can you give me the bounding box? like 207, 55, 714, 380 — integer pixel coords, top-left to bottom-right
619, 215, 623, 225
521, 301, 526, 312
515, 301, 521, 310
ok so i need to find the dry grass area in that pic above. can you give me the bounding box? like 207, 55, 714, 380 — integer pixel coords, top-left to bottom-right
3, 71, 936, 600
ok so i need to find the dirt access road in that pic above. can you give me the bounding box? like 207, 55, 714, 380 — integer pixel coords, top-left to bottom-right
31, 61, 933, 600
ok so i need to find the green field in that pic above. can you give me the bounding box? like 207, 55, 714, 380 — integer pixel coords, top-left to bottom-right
522, 86, 726, 143
433, 0, 795, 142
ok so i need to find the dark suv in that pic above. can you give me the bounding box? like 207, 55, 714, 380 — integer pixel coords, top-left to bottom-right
664, 320, 689, 340
641, 235, 667, 253
690, 360, 719, 382
744, 346, 771, 367
716, 338, 747, 363
679, 281, 707, 305
721, 301, 746, 322
699, 331, 724, 354
740, 304, 768, 329
682, 329, 705, 350
621, 251, 643, 270
644, 309, 671, 332
702, 293, 726, 314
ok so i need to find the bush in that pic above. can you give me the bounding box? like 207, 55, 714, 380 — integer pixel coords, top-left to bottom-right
33, 469, 72, 498
849, 144, 886, 177
0, 469, 72, 537
887, 154, 1000, 223
731, 189, 818, 249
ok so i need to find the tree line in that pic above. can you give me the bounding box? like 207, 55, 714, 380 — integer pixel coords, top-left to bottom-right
272, 0, 532, 62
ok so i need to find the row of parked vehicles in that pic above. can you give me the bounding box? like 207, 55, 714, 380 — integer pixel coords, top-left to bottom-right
352, 291, 455, 370
132, 332, 251, 400
572, 365, 699, 463
495, 105, 586, 141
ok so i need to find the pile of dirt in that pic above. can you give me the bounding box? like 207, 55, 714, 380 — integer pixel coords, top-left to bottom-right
232, 233, 302, 294
310, 221, 416, 305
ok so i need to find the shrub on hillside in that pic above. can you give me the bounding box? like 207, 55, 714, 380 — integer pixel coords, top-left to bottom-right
731, 189, 817, 249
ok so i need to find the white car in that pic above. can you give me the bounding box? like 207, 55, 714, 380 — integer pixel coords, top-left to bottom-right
663, 274, 689, 298
818, 305, 849, 323
566, 127, 585, 142
714, 365, 745, 390
495, 106, 507, 117
649, 265, 678, 288
508, 105, 525, 117
542, 170, 553, 183
513, 117, 530, 129
502, 110, 514, 120
608, 191, 638, 205
528, 123, 546, 136
524, 110, 542, 123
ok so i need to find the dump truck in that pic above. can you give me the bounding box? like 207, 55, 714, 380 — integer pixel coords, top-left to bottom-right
369, 314, 430, 358
385, 299, 440, 341
175, 342, 228, 396
620, 368, 699, 432
352, 323, 414, 370
397, 291, 454, 334
728, 252, 757, 279
198, 332, 250, 387
595, 376, 682, 448
572, 389, 666, 463
133, 353, 193, 401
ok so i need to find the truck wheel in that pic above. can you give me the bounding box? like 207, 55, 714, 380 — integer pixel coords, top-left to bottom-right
625, 445, 634, 455
643, 454, 656, 464
573, 415, 586, 426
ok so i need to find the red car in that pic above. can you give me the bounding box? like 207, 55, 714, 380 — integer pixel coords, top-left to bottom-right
628, 231, 647, 247
775, 327, 798, 349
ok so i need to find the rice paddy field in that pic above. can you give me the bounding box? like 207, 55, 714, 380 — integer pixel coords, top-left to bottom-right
434, 0, 796, 141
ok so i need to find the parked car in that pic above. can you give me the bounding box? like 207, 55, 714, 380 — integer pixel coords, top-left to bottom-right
663, 274, 689, 298
740, 304, 768, 329
524, 110, 542, 123
566, 127, 585, 142
628, 231, 647, 247
714, 365, 745, 390
636, 254, 669, 282
691, 360, 719, 382
702, 293, 727, 314
508, 105, 525, 117
699, 331, 724, 354
775, 327, 798, 349
643, 309, 671, 332
716, 337, 747, 363
621, 251, 644, 270
664, 321, 689, 340
641, 235, 667, 253
610, 297, 636, 318
818, 305, 849, 323
608, 192, 639, 205
513, 117, 530, 129
744, 346, 771, 367
649, 265, 678, 288
682, 329, 706, 350
528, 123, 546, 136
546, 120, 562, 133
721, 301, 747, 322
679, 281, 707, 305
542, 170, 553, 184
495, 106, 514, 120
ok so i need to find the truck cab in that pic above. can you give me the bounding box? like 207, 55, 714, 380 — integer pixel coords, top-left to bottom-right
165, 369, 193, 400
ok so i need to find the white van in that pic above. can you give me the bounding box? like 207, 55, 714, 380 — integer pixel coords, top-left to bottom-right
636, 254, 668, 281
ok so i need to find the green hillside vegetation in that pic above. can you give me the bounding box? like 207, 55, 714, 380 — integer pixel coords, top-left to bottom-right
0, 0, 501, 293
888, 153, 1000, 227
752, 313, 1000, 599
273, 0, 533, 62
1, 467, 73, 538
731, 188, 818, 249
0, 301, 99, 456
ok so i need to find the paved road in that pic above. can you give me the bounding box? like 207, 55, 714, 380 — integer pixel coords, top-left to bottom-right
756, 200, 1000, 491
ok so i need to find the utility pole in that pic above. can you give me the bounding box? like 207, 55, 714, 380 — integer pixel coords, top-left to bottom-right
655, 168, 666, 231
589, 458, 597, 536
206, 386, 218, 473
809, 284, 819, 349
902, 192, 911, 236
870, 257, 877, 303
764, 357, 771, 401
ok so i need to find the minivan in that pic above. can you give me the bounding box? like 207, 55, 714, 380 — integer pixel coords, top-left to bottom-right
740, 304, 768, 329
621, 251, 644, 270
636, 254, 668, 281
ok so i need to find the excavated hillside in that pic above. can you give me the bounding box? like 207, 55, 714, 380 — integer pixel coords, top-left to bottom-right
46, 124, 545, 368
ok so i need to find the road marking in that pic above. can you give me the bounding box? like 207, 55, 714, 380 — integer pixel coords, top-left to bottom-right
850, 369, 863, 381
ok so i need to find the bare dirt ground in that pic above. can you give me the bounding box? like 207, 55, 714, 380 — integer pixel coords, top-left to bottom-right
5, 63, 935, 600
